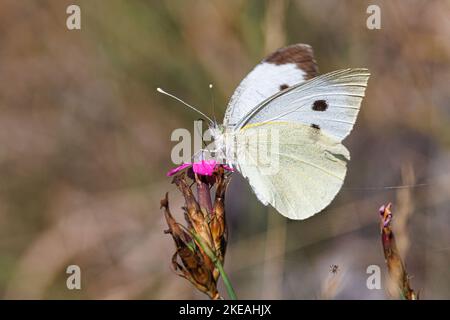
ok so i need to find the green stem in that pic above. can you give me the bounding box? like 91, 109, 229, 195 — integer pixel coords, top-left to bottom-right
187, 228, 237, 300
215, 260, 237, 300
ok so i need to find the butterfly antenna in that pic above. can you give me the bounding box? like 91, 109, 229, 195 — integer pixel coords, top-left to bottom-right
209, 83, 217, 125
156, 87, 213, 123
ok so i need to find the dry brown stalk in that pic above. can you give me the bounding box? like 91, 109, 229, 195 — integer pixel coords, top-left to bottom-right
379, 203, 418, 300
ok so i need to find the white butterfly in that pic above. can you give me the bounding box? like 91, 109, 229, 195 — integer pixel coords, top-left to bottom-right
163, 44, 370, 220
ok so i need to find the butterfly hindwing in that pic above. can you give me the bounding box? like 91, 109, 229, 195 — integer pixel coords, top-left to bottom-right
236, 121, 350, 220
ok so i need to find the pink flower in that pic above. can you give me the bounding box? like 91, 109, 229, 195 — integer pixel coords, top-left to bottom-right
167, 160, 233, 177
166, 163, 192, 176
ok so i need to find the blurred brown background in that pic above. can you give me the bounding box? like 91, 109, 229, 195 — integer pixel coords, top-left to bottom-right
0, 0, 449, 299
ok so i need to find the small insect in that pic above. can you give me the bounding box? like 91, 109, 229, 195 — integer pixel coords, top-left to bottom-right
330, 264, 339, 274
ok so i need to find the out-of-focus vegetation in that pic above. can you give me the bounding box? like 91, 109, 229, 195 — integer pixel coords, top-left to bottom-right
0, 0, 449, 299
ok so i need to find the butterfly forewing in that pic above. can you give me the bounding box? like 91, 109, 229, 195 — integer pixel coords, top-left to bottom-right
238, 68, 370, 142
224, 44, 318, 128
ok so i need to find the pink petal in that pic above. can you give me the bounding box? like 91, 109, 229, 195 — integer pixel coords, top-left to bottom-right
222, 165, 234, 172
192, 160, 217, 176
166, 163, 192, 176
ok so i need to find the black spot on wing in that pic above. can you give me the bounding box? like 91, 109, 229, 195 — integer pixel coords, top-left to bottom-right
312, 100, 328, 111
308, 124, 320, 141
279, 84, 289, 91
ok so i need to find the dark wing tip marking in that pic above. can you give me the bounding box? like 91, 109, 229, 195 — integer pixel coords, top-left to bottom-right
312, 100, 328, 111
279, 84, 289, 91
264, 43, 319, 80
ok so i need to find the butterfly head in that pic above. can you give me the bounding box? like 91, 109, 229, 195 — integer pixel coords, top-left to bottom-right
209, 122, 225, 147
209, 122, 230, 163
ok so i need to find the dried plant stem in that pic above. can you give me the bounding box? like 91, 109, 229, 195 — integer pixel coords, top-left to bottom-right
379, 203, 418, 300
